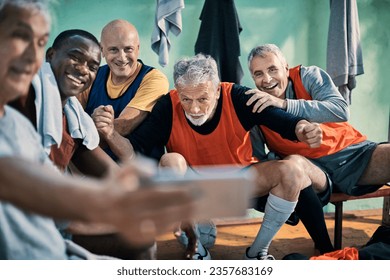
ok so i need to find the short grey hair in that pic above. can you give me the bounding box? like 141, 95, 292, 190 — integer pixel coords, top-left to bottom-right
0, 0, 52, 24
174, 53, 220, 90
247, 44, 288, 70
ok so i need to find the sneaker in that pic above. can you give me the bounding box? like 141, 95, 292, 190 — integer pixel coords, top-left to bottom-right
175, 222, 217, 249
191, 242, 211, 260
243, 247, 275, 260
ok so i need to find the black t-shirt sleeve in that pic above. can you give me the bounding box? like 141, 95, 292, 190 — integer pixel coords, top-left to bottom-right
128, 94, 172, 156
231, 84, 304, 141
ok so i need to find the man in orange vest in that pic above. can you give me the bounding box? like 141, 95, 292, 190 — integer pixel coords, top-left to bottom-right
92, 53, 334, 260
247, 43, 389, 197
246, 43, 390, 250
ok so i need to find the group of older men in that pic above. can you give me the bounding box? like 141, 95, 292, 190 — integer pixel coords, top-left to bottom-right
1, 0, 389, 261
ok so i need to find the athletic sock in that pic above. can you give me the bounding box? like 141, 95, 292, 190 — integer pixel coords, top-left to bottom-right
295, 186, 334, 254
248, 193, 297, 257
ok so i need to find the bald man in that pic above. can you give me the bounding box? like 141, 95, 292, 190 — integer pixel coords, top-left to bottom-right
78, 19, 169, 161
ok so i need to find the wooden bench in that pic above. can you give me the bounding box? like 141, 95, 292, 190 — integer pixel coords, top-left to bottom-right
329, 185, 390, 249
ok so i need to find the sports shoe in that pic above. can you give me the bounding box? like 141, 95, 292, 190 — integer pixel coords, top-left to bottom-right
191, 242, 211, 260
175, 222, 217, 249
243, 247, 275, 260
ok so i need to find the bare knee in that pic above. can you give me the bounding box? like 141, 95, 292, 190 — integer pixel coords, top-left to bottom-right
284, 154, 308, 168
159, 152, 188, 175
272, 160, 309, 200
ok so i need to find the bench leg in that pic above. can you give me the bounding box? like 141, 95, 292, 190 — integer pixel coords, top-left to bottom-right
334, 201, 343, 249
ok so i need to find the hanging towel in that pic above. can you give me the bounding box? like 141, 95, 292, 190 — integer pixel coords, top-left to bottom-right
326, 0, 364, 104
194, 0, 243, 84
151, 0, 185, 67
63, 97, 99, 151
32, 62, 63, 155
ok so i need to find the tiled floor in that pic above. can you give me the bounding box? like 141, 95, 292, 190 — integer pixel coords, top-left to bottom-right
156, 209, 384, 260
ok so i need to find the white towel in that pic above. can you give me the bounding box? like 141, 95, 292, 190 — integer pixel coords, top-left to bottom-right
33, 62, 99, 153
326, 0, 364, 104
151, 0, 184, 67
32, 62, 63, 154
64, 97, 99, 150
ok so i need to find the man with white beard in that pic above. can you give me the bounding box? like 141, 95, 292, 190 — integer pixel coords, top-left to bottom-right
92, 53, 330, 260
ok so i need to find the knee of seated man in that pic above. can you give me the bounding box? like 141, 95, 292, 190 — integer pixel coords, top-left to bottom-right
277, 159, 307, 190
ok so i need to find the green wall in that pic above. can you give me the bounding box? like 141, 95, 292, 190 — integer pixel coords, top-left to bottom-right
49, 0, 389, 211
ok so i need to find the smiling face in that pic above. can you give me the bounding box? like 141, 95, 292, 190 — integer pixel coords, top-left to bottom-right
46, 35, 101, 101
249, 52, 289, 99
100, 20, 140, 85
177, 81, 220, 126
0, 5, 50, 110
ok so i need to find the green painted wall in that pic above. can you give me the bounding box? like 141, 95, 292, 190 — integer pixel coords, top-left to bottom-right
49, 0, 389, 212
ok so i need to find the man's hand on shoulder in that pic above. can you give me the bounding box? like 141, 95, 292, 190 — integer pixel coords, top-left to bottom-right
245, 88, 287, 113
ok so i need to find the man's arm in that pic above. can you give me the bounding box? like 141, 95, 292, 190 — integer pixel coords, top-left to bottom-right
232, 84, 322, 147
0, 156, 195, 246
71, 144, 119, 178
93, 95, 172, 160
286, 66, 349, 122
232, 84, 303, 140
0, 157, 119, 222
113, 69, 169, 136
114, 107, 148, 136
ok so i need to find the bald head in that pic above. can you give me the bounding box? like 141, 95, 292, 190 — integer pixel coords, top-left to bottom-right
100, 19, 141, 84
101, 19, 139, 45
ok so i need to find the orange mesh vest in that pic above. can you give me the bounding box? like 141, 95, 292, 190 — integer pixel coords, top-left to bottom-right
260, 65, 367, 159
167, 82, 258, 167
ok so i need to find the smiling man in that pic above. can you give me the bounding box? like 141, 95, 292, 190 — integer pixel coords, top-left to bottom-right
10, 29, 116, 176
246, 44, 390, 258
8, 29, 161, 260
78, 19, 169, 161
0, 6, 196, 260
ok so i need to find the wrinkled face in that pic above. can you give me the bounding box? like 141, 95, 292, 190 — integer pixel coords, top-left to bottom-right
46, 35, 101, 100
177, 81, 220, 126
101, 27, 139, 85
0, 5, 50, 107
249, 52, 289, 99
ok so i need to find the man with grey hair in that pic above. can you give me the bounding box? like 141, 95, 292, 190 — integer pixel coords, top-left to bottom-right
94, 53, 332, 260
247, 43, 390, 254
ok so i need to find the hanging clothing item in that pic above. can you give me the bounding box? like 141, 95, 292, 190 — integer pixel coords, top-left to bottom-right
194, 0, 243, 84
151, 0, 184, 67
326, 0, 364, 104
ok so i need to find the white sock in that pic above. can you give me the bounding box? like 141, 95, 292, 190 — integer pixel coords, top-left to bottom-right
248, 193, 297, 257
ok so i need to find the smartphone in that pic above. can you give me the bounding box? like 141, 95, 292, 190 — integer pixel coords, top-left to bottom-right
148, 166, 256, 220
